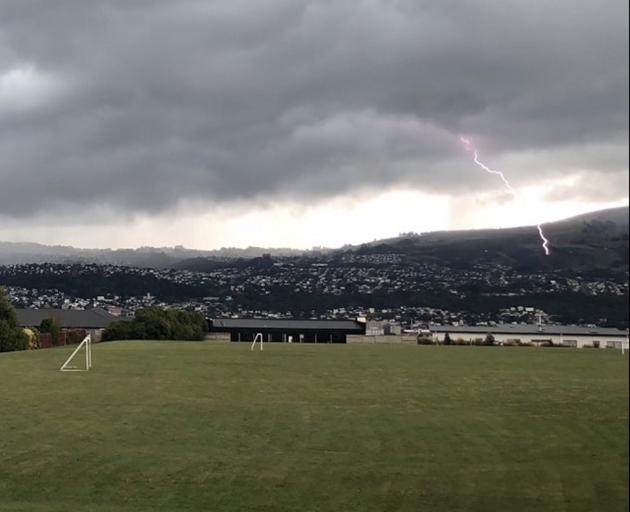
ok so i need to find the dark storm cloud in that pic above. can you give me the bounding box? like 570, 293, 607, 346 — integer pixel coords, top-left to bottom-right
0, 0, 627, 216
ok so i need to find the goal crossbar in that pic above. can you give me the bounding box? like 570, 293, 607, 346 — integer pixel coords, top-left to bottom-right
60, 335, 92, 371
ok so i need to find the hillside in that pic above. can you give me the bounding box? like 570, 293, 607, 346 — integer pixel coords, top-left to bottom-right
175, 206, 629, 274
340, 206, 629, 273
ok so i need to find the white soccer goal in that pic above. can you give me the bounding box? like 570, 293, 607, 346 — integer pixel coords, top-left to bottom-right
250, 332, 263, 351
60, 335, 92, 371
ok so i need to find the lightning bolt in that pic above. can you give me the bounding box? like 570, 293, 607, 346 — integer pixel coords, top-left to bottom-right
459, 136, 551, 256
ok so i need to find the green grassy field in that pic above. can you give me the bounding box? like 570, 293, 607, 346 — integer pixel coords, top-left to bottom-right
1, 342, 628, 512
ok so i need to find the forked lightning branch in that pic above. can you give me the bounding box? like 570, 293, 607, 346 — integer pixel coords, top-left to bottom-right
460, 137, 551, 256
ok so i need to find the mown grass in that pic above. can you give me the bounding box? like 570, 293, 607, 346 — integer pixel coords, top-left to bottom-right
0, 342, 627, 511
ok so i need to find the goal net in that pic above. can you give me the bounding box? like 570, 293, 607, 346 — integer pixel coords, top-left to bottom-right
59, 335, 92, 371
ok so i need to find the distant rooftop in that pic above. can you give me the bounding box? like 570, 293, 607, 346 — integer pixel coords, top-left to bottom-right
430, 324, 628, 337
16, 308, 119, 329
210, 318, 365, 333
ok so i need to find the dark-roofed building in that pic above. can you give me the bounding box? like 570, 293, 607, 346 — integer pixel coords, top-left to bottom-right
430, 324, 629, 349
16, 308, 121, 342
209, 318, 366, 343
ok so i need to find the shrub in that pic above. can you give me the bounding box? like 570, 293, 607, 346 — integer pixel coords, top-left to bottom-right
23, 328, 39, 350
102, 321, 134, 341
0, 320, 29, 352
0, 288, 29, 353
103, 307, 208, 341
417, 336, 433, 345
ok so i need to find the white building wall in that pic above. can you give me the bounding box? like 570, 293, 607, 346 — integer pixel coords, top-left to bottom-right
433, 331, 628, 349
88, 328, 105, 342
365, 321, 385, 336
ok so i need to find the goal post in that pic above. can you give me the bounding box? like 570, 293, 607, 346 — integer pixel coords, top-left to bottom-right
250, 332, 263, 351
60, 334, 92, 371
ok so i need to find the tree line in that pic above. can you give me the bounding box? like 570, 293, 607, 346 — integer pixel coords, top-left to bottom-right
103, 308, 208, 341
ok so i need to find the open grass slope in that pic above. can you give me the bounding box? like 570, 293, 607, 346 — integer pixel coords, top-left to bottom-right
1, 343, 628, 512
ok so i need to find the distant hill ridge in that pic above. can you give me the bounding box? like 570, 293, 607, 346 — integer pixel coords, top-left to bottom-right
344, 206, 628, 273
0, 242, 306, 267
1, 206, 627, 270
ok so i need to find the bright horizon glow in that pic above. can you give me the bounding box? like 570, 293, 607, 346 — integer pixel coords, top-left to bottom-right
0, 185, 627, 251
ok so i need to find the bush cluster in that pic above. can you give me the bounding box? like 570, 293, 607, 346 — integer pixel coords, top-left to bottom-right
0, 288, 28, 353
103, 307, 208, 341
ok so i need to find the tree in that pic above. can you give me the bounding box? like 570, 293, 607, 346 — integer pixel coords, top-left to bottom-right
102, 320, 133, 341
0, 288, 28, 352
39, 317, 63, 345
484, 333, 495, 346
0, 287, 17, 326
443, 333, 452, 345
103, 307, 208, 341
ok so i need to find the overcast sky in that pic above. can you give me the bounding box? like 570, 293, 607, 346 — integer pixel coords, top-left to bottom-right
0, 0, 628, 249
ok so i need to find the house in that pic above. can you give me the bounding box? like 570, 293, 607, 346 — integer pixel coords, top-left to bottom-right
209, 318, 366, 343
430, 324, 629, 349
15, 308, 120, 342
365, 321, 385, 336
366, 321, 402, 336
